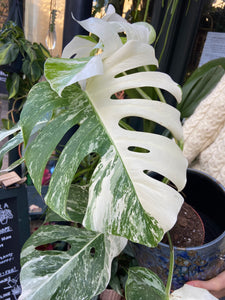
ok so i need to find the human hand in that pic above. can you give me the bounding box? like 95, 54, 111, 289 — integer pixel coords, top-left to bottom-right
186, 271, 225, 299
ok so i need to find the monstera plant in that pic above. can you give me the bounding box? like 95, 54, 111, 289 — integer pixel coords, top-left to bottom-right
0, 5, 217, 300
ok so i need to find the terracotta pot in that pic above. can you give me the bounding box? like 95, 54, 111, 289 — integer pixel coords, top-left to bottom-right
130, 168, 225, 290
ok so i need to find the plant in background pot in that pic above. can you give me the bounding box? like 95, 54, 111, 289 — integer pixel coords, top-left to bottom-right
0, 21, 50, 127
0, 5, 220, 300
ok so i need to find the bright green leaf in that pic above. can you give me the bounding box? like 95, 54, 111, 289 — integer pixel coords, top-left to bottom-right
178, 58, 225, 118
6, 72, 20, 99
0, 42, 19, 65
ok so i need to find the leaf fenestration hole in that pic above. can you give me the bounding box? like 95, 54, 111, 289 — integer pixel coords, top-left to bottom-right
128, 146, 150, 153
90, 247, 96, 257
36, 241, 71, 252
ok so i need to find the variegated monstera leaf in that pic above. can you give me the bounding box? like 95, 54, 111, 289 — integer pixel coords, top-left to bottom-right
21, 6, 187, 248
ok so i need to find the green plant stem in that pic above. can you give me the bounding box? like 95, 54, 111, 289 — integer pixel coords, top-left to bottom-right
134, 0, 141, 21
123, 71, 152, 100
155, 0, 172, 46
158, 5, 174, 64
143, 0, 151, 22
119, 120, 135, 131
137, 87, 152, 99
143, 66, 167, 103
155, 88, 166, 103
165, 232, 174, 299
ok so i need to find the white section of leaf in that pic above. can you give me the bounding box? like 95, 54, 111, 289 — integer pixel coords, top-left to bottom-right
102, 4, 127, 22
85, 38, 187, 233
62, 36, 96, 59
170, 284, 218, 300
76, 17, 122, 58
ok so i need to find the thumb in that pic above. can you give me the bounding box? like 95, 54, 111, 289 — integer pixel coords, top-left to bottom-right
186, 277, 225, 299
186, 280, 214, 290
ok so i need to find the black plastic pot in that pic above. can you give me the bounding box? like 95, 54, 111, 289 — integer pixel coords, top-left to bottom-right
130, 168, 225, 290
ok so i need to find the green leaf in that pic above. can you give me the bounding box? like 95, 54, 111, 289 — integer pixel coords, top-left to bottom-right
0, 131, 23, 163
125, 267, 166, 300
0, 41, 19, 65
30, 60, 42, 82
6, 72, 20, 99
38, 43, 51, 58
0, 123, 21, 141
23, 42, 37, 62
1, 118, 16, 130
178, 58, 225, 118
0, 157, 25, 173
19, 225, 127, 300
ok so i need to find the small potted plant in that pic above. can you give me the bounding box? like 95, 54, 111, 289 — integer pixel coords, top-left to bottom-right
0, 5, 220, 300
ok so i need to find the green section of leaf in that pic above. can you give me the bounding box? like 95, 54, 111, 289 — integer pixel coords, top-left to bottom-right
0, 42, 19, 65
21, 82, 78, 145
125, 267, 166, 300
45, 185, 89, 223
44, 208, 66, 223
66, 185, 89, 222
38, 43, 51, 58
77, 34, 99, 44
178, 58, 225, 118
19, 225, 126, 300
6, 72, 20, 99
24, 84, 88, 193
44, 57, 93, 95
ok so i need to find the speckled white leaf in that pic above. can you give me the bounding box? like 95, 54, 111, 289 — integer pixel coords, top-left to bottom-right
19, 225, 127, 300
23, 37, 187, 247
125, 267, 166, 300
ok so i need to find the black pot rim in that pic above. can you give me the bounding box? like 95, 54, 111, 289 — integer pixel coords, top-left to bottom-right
160, 168, 225, 251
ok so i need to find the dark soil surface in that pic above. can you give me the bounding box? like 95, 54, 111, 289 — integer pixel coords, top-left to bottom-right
162, 202, 205, 247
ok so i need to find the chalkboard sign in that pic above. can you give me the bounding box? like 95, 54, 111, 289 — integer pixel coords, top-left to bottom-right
0, 185, 30, 300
